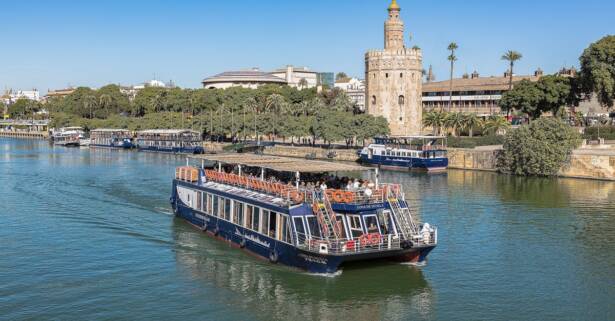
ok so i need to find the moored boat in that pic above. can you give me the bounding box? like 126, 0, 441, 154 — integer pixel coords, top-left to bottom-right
359, 136, 448, 171
137, 129, 204, 154
51, 127, 85, 147
90, 129, 135, 149
170, 154, 437, 274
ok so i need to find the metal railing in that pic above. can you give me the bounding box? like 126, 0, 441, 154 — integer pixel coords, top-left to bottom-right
293, 231, 402, 255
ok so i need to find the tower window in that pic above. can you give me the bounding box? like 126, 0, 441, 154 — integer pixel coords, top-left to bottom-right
371, 95, 376, 106
398, 95, 405, 106
386, 73, 389, 78
400, 73, 403, 78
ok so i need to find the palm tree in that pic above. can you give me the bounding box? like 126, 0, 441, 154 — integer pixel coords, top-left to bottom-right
99, 94, 112, 115
265, 94, 286, 140
423, 111, 446, 135
501, 50, 523, 91
483, 115, 511, 135
444, 112, 464, 137
447, 42, 458, 112
298, 78, 308, 90
84, 95, 97, 119
461, 113, 483, 137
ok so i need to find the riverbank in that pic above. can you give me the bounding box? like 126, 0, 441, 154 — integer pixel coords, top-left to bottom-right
0, 131, 48, 139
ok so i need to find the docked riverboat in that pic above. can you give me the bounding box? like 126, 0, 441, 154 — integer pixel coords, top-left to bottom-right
51, 127, 85, 147
170, 154, 437, 274
90, 129, 135, 149
137, 129, 204, 154
359, 136, 448, 171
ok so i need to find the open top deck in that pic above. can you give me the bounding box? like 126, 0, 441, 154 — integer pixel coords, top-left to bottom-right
188, 154, 371, 173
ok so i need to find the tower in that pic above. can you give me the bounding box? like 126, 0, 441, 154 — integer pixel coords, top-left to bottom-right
365, 0, 423, 136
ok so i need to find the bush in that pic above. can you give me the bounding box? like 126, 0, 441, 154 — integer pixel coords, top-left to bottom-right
583, 126, 615, 140
497, 118, 581, 176
447, 135, 505, 149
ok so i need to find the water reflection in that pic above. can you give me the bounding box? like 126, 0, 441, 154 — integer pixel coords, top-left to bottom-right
172, 219, 434, 321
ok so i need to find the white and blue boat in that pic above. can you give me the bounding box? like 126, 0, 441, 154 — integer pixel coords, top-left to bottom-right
90, 129, 135, 149
359, 136, 448, 171
137, 129, 204, 154
170, 154, 437, 274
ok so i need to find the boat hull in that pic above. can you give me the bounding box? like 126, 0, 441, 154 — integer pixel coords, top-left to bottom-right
171, 190, 435, 274
359, 154, 448, 171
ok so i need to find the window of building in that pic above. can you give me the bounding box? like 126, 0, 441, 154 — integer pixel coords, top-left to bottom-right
385, 73, 389, 78
400, 73, 403, 78
371, 95, 376, 106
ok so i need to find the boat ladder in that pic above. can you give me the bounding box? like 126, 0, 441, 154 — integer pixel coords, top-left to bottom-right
313, 194, 343, 240
387, 192, 418, 240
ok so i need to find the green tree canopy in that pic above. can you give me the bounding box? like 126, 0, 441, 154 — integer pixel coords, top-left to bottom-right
579, 35, 615, 108
497, 118, 581, 176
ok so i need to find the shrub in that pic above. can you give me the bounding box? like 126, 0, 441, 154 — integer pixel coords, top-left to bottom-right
497, 118, 581, 176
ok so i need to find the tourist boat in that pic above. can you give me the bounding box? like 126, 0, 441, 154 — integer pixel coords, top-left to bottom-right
90, 129, 135, 149
359, 136, 448, 171
170, 154, 437, 274
51, 127, 85, 147
137, 129, 204, 154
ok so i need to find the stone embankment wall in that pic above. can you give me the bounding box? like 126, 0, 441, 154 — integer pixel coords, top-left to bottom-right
0, 131, 48, 139
263, 145, 360, 162
203, 142, 615, 181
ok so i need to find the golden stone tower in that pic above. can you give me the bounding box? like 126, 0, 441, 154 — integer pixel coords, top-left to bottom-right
365, 0, 423, 136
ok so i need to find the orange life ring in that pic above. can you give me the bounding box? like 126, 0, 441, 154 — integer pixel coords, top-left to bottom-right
346, 240, 355, 251
332, 190, 345, 203
343, 191, 354, 203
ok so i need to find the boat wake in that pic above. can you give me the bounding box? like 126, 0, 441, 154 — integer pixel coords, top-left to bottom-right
304, 270, 344, 278
400, 261, 427, 267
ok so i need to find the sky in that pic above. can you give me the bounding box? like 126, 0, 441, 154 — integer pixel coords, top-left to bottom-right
1, 0, 613, 92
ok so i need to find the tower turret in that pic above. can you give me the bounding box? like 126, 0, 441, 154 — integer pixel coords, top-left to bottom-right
385, 0, 405, 50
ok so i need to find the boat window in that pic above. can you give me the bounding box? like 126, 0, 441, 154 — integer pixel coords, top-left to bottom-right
212, 196, 219, 217
253, 207, 260, 232
197, 192, 203, 211
245, 205, 253, 229
278, 215, 291, 243
268, 211, 277, 238
305, 216, 322, 239
207, 194, 213, 214
364, 215, 381, 234
233, 202, 244, 225
347, 215, 364, 238
293, 217, 307, 244
224, 199, 231, 221
260, 210, 269, 235
335, 216, 349, 239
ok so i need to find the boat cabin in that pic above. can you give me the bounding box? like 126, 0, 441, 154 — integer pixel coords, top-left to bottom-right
90, 129, 134, 148
137, 129, 204, 154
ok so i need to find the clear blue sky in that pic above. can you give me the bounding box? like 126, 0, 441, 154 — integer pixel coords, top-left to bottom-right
1, 0, 613, 92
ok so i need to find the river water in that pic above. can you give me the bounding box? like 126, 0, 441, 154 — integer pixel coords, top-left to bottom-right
1, 138, 613, 321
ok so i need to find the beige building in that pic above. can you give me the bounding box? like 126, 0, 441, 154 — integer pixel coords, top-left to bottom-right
334, 77, 366, 111
365, 0, 423, 136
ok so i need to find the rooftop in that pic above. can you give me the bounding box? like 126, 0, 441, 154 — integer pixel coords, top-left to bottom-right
189, 154, 370, 173
202, 70, 286, 84
423, 75, 540, 92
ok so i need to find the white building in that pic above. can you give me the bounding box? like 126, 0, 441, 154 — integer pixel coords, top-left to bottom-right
120, 79, 175, 100
2, 89, 40, 104
202, 66, 333, 90
335, 77, 366, 111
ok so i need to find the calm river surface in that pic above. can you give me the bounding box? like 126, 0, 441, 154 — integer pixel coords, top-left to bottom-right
1, 138, 614, 321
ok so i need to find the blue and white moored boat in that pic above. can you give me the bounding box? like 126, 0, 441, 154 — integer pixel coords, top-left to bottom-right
171, 154, 437, 274
137, 129, 204, 154
90, 129, 135, 149
359, 136, 448, 171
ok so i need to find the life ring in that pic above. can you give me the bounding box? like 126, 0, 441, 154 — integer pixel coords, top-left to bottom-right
343, 191, 354, 203
240, 238, 246, 248
213, 227, 220, 236
346, 240, 356, 251
201, 223, 208, 232
332, 190, 345, 203
269, 251, 279, 263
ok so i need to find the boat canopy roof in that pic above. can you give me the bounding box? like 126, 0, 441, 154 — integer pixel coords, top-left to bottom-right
189, 154, 371, 173
91, 128, 131, 132
384, 135, 447, 140
138, 129, 199, 134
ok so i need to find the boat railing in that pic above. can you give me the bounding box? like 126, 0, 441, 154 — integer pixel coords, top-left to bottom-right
294, 231, 403, 255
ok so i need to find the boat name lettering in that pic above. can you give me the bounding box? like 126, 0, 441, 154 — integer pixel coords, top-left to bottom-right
236, 228, 271, 248
298, 253, 327, 265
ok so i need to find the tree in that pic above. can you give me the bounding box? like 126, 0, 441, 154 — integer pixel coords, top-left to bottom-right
298, 78, 308, 90
483, 116, 511, 135
265, 93, 286, 140
447, 42, 458, 112
461, 113, 483, 137
501, 50, 523, 92
578, 35, 615, 109
497, 118, 581, 176
84, 95, 97, 119
535, 75, 573, 116
499, 80, 543, 119
444, 112, 464, 136
335, 72, 348, 81
422, 111, 446, 135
